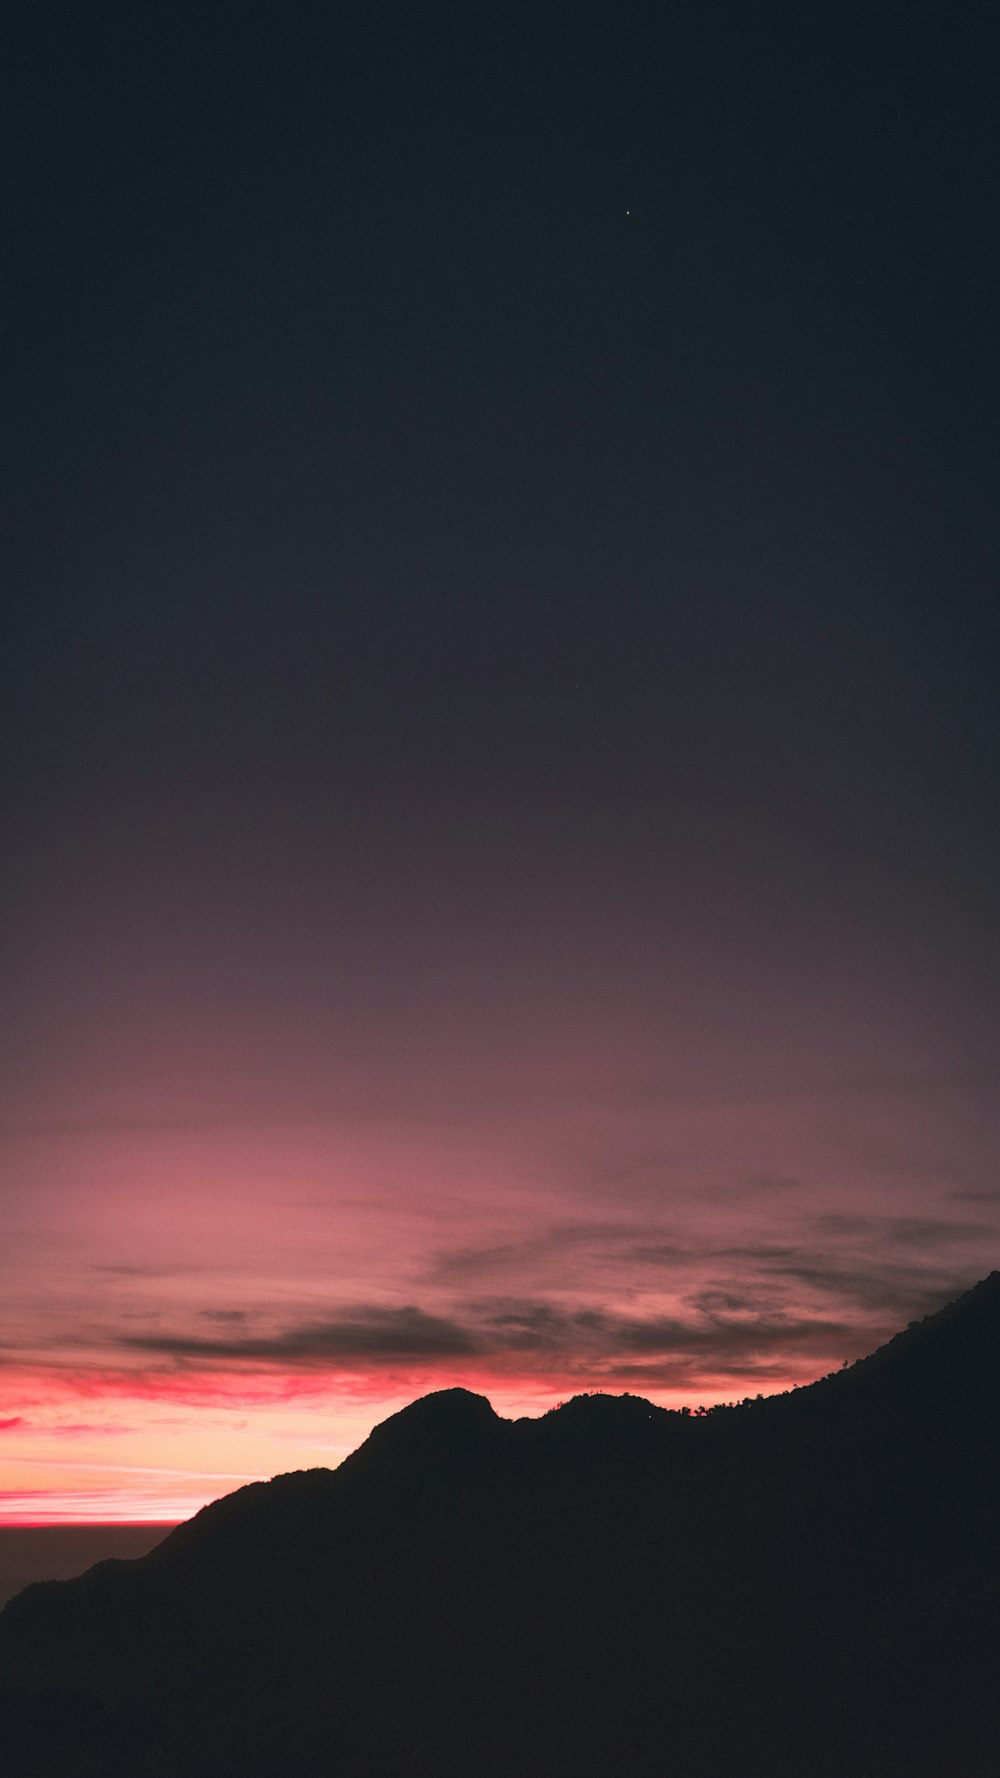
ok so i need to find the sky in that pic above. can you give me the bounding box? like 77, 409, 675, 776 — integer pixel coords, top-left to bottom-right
2, 1, 999, 1521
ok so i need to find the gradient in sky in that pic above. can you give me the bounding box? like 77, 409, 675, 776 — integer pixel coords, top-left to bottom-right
3, 2, 999, 1519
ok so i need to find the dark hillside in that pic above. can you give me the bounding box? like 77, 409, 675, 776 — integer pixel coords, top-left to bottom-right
2, 1277, 999, 1777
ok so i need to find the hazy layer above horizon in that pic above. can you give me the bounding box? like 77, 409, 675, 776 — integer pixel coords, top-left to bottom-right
0, 1525, 177, 1611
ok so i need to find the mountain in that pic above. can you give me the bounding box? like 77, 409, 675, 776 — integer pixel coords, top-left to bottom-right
2, 1275, 999, 1777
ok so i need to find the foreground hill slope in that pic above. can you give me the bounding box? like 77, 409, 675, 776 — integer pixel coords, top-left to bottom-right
2, 1274, 999, 1777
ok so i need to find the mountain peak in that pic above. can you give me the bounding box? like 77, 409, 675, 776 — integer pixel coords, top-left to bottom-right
347, 1386, 503, 1477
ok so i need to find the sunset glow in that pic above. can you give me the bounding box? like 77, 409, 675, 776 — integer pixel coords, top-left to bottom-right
3, 3, 998, 1531
3, 1072, 997, 1520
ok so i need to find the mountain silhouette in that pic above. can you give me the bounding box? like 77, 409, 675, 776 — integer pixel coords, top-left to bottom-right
2, 1276, 999, 1777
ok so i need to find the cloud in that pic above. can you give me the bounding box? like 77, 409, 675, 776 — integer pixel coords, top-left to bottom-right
116, 1297, 858, 1386
121, 1305, 478, 1365
0, 1418, 138, 1438
882, 1217, 989, 1249
12, 1205, 991, 1412
478, 1301, 854, 1361
95, 1263, 205, 1279
432, 1223, 691, 1281
103, 1199, 993, 1398
432, 1224, 604, 1278
431, 1214, 991, 1332
703, 1249, 967, 1320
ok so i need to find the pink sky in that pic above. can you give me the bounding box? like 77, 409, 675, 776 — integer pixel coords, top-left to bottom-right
4, 0, 1000, 1532
3, 748, 999, 1521
3, 1063, 997, 1520
3, 0, 999, 1532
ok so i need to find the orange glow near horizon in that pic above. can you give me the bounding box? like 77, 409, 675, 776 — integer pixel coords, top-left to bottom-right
2, 1087, 996, 1523
0, 1348, 839, 1524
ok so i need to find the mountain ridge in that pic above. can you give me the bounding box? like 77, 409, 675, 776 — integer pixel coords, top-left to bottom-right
2, 1272, 999, 1777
